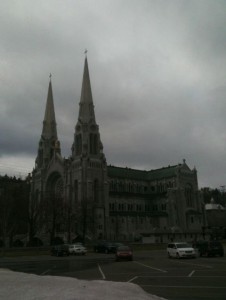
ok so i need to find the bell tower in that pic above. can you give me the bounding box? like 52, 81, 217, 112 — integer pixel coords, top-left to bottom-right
71, 55, 109, 240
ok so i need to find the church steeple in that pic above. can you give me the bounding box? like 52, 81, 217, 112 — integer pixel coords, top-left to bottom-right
72, 56, 105, 159
78, 56, 96, 124
36, 76, 61, 168
42, 77, 58, 139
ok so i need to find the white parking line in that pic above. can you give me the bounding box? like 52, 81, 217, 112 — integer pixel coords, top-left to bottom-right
128, 276, 138, 283
98, 264, 106, 280
140, 284, 226, 289
131, 275, 226, 278
174, 260, 212, 268
40, 269, 51, 275
134, 261, 167, 273
128, 274, 226, 284
188, 270, 195, 277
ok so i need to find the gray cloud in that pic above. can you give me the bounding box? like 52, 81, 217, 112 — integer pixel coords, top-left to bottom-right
0, 0, 226, 188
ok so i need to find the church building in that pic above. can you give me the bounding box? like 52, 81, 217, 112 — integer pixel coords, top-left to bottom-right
30, 56, 205, 244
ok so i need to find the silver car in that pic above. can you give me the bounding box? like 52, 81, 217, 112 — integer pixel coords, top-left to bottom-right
167, 242, 196, 258
69, 244, 87, 255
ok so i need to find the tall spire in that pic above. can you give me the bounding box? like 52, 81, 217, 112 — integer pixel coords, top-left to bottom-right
78, 56, 96, 124
72, 57, 105, 159
42, 77, 58, 139
35, 76, 60, 169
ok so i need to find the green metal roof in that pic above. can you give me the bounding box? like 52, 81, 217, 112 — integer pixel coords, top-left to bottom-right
107, 166, 148, 180
147, 166, 178, 180
107, 165, 178, 181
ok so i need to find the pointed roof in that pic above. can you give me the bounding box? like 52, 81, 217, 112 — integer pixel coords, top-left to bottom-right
42, 78, 58, 139
78, 56, 96, 123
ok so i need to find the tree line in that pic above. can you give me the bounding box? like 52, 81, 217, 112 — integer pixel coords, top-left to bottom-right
0, 175, 29, 247
201, 187, 226, 207
0, 175, 88, 247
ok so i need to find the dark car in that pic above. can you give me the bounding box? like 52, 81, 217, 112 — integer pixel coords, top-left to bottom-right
51, 244, 69, 257
115, 246, 133, 261
111, 242, 124, 253
93, 241, 115, 253
193, 240, 224, 257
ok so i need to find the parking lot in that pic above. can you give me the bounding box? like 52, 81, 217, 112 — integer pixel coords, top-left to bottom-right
1, 249, 226, 300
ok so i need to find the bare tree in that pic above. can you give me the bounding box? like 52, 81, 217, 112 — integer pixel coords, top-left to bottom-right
42, 190, 65, 244
0, 176, 29, 247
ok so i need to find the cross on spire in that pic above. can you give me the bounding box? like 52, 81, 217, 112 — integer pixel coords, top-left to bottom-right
84, 49, 88, 56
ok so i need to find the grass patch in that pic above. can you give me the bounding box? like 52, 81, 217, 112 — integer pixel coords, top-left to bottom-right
0, 247, 50, 257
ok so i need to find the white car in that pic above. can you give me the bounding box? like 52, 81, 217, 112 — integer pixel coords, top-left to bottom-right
167, 242, 196, 258
69, 244, 87, 255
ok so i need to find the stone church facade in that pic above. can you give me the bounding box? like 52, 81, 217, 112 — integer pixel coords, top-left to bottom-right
30, 57, 205, 244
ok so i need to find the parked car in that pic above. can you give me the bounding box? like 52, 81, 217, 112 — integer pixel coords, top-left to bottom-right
111, 242, 124, 253
93, 241, 115, 253
193, 240, 224, 257
167, 242, 196, 258
115, 246, 133, 261
69, 244, 87, 255
51, 244, 69, 257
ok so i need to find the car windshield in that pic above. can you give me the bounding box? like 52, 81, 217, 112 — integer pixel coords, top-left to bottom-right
176, 243, 190, 248
113, 243, 123, 247
118, 246, 131, 251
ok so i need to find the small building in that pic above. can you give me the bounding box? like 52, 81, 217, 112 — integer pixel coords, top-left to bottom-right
205, 198, 226, 239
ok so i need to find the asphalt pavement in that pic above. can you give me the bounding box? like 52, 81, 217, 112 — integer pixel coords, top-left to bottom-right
1, 250, 226, 300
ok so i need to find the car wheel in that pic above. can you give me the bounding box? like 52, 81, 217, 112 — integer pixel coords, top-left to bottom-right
176, 253, 180, 259
168, 252, 171, 258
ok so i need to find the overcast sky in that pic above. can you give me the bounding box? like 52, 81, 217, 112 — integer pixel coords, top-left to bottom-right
0, 0, 226, 189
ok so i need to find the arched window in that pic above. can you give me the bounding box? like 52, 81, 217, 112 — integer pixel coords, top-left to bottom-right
90, 133, 98, 154
185, 184, 193, 207
55, 178, 63, 200
94, 179, 99, 202
74, 180, 78, 202
76, 134, 82, 155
